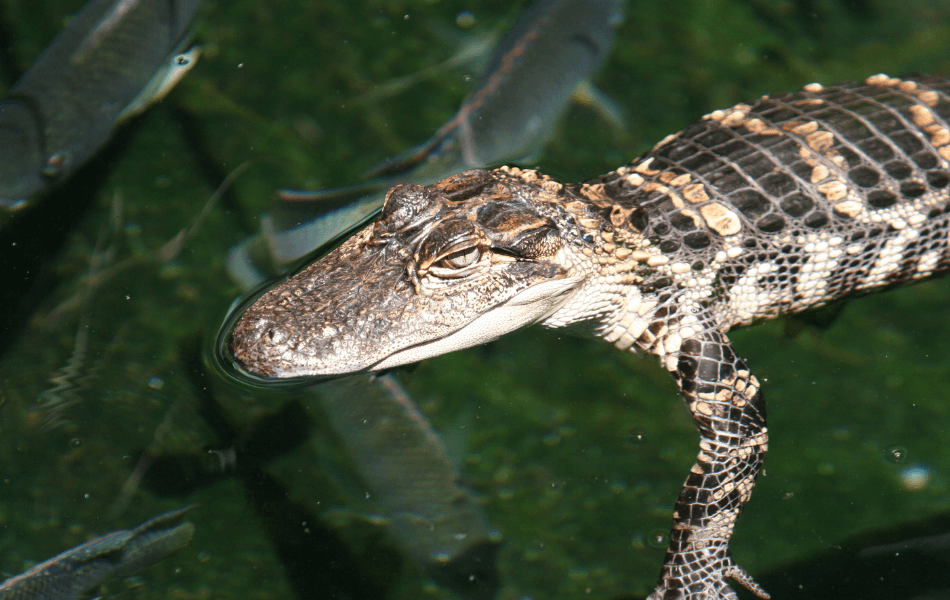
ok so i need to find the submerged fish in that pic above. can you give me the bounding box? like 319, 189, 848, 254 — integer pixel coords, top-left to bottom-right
314, 374, 501, 600
227, 0, 625, 289
0, 0, 203, 209
365, 0, 625, 181
0, 506, 194, 600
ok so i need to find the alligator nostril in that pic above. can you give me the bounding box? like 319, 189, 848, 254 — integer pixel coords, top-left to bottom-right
265, 326, 289, 345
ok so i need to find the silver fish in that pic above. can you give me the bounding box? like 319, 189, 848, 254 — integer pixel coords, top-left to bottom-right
227, 0, 625, 290
367, 0, 626, 180
0, 0, 203, 209
314, 374, 500, 599
0, 505, 195, 600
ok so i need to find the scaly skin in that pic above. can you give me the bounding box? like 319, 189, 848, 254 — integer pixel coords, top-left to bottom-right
230, 74, 950, 599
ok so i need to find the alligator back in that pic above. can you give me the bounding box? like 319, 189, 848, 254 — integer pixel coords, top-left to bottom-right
581, 74, 950, 328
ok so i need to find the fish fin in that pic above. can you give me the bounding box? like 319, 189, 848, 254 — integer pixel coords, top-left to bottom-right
110, 508, 196, 577
130, 505, 198, 537
355, 30, 497, 105
226, 234, 280, 292
362, 134, 448, 180
572, 79, 627, 136
263, 193, 383, 265
276, 178, 390, 203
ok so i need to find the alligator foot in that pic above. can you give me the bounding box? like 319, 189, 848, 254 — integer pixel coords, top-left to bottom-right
646, 555, 769, 600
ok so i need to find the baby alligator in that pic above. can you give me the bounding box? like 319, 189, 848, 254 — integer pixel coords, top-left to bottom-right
228, 74, 950, 599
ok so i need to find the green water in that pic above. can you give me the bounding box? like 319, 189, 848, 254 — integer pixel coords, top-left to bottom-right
1, 0, 950, 598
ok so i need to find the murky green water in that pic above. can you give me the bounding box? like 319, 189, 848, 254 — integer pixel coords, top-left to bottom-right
1, 1, 950, 599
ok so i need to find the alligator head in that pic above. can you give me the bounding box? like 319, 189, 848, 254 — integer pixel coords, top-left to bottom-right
229, 168, 590, 378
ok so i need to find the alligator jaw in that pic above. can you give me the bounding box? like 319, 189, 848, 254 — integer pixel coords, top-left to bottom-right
370, 275, 583, 371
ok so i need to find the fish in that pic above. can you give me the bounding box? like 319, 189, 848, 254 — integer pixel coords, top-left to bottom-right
314, 374, 501, 600
227, 0, 625, 290
0, 0, 203, 209
0, 505, 195, 600
364, 0, 625, 181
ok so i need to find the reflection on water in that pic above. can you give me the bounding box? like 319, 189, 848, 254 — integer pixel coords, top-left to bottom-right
1, 1, 950, 599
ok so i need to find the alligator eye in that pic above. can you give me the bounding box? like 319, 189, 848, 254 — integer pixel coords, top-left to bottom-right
438, 246, 480, 269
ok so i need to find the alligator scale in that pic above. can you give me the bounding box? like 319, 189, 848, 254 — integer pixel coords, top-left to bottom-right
228, 74, 950, 599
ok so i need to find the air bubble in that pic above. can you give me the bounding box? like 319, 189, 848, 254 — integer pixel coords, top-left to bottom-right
624, 431, 645, 446
647, 529, 669, 548
885, 445, 908, 464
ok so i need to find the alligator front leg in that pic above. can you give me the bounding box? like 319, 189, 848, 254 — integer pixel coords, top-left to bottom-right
648, 327, 770, 600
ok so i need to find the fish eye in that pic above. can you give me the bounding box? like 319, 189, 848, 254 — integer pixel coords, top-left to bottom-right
437, 246, 481, 269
